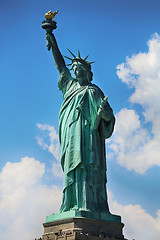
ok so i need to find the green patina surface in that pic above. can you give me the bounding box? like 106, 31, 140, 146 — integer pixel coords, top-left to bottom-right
42, 17, 120, 224
57, 69, 115, 213
46, 210, 121, 223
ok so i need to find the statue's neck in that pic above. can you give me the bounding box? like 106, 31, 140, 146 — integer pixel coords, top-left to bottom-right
77, 78, 90, 86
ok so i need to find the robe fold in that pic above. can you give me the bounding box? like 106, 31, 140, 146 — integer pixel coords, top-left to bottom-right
58, 69, 115, 213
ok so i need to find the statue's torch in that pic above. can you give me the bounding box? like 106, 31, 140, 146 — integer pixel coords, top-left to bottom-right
42, 10, 58, 51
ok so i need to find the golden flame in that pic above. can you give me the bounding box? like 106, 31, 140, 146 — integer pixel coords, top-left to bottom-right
45, 10, 58, 20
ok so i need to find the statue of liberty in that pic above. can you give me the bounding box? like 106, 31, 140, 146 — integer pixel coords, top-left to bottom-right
42, 11, 116, 219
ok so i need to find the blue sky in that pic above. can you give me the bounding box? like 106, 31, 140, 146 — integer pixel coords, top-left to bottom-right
1, 0, 160, 239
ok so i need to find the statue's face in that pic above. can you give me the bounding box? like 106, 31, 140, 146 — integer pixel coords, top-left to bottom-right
72, 62, 90, 85
72, 62, 86, 79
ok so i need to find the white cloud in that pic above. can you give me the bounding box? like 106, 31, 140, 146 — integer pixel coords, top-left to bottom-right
36, 123, 62, 178
110, 33, 160, 173
36, 123, 61, 162
108, 190, 160, 240
109, 108, 160, 173
117, 33, 160, 137
0, 157, 62, 240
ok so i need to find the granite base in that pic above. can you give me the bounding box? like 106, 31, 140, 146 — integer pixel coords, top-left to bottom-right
42, 217, 126, 240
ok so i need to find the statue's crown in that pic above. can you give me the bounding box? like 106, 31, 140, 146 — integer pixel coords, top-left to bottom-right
64, 49, 95, 71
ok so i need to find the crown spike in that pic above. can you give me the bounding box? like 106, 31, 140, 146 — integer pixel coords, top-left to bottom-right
84, 55, 89, 61
67, 49, 76, 58
78, 50, 81, 58
88, 61, 96, 64
64, 56, 73, 60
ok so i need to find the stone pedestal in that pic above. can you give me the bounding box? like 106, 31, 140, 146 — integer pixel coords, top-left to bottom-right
42, 217, 127, 240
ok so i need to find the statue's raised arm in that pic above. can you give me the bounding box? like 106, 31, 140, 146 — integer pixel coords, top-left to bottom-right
46, 32, 67, 74
42, 10, 67, 75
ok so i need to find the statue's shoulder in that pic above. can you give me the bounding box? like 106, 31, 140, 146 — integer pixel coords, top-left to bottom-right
58, 68, 74, 90
90, 83, 104, 98
59, 68, 72, 80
